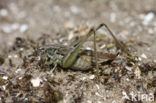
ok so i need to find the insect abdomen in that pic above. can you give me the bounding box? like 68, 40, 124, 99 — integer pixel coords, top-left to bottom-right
71, 55, 93, 71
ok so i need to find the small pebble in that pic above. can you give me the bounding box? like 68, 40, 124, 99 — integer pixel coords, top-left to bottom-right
95, 92, 103, 97
0, 9, 8, 16
125, 66, 133, 71
141, 53, 147, 59
143, 12, 155, 25
89, 75, 95, 79
100, 44, 106, 49
2, 85, 6, 90
31, 77, 42, 87
126, 78, 130, 81
15, 68, 22, 73
13, 54, 18, 58
59, 38, 64, 43
2, 76, 8, 80
86, 47, 92, 50
137, 57, 142, 61
8, 55, 12, 58
20, 24, 28, 33
18, 77, 22, 80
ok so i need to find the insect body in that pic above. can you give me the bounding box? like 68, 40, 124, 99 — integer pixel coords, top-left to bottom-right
38, 45, 95, 70
37, 23, 126, 71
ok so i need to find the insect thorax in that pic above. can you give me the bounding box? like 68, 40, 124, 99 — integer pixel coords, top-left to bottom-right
38, 46, 64, 66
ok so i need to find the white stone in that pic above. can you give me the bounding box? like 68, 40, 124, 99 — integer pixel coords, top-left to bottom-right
2, 76, 8, 80
2, 85, 6, 90
126, 78, 130, 81
100, 44, 106, 49
137, 57, 142, 61
20, 24, 28, 33
8, 55, 12, 58
19, 48, 24, 51
122, 90, 127, 95
141, 53, 147, 59
59, 38, 64, 42
95, 92, 103, 97
143, 12, 155, 25
19, 77, 22, 80
31, 77, 42, 87
15, 68, 22, 73
89, 75, 95, 79
0, 9, 8, 16
86, 47, 92, 50
14, 54, 18, 58
125, 66, 133, 71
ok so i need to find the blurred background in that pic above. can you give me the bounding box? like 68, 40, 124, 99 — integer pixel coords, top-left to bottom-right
0, 0, 156, 59
0, 0, 156, 103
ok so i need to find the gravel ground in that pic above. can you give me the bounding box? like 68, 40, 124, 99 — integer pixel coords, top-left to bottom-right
0, 0, 156, 103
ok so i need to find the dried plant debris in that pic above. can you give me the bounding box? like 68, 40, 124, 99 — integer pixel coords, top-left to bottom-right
43, 82, 63, 103
0, 27, 156, 103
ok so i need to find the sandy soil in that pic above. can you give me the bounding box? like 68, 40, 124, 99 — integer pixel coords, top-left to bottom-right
0, 0, 156, 103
